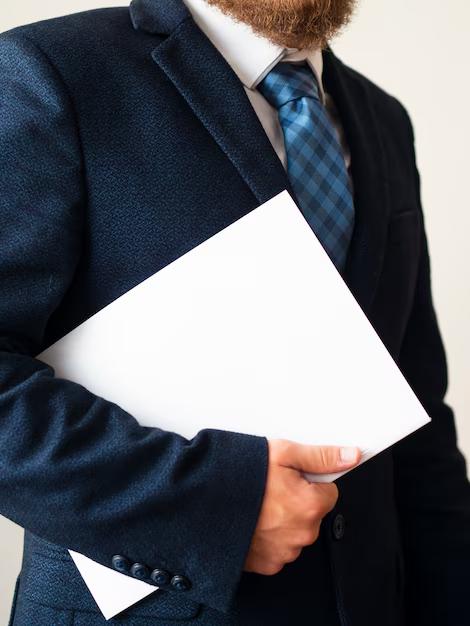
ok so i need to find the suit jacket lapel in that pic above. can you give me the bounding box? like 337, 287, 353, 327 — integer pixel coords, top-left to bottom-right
130, 0, 295, 206
130, 1, 391, 314
323, 48, 392, 313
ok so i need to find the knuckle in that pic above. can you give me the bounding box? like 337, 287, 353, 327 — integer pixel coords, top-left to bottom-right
299, 526, 320, 546
307, 502, 323, 524
324, 483, 339, 513
261, 562, 284, 576
319, 499, 335, 517
311, 526, 320, 544
304, 502, 321, 522
307, 484, 338, 518
299, 501, 318, 527
285, 547, 302, 563
326, 484, 339, 509
321, 483, 339, 505
329, 482, 339, 499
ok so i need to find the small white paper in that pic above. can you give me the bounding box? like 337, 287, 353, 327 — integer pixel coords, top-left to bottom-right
38, 190, 430, 619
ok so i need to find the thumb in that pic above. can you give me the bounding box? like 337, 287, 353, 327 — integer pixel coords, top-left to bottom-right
276, 442, 361, 475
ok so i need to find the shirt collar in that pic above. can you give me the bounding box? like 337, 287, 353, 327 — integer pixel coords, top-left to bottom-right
182, 0, 326, 103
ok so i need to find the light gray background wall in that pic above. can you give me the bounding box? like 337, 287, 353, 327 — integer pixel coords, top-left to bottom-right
1, 1, 469, 623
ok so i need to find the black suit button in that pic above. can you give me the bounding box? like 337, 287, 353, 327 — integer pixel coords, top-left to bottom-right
171, 574, 191, 591
332, 514, 346, 540
150, 568, 170, 586
130, 563, 150, 580
112, 555, 130, 573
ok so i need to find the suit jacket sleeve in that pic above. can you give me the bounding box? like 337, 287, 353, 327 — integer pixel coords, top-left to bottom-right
393, 106, 470, 624
0, 31, 268, 614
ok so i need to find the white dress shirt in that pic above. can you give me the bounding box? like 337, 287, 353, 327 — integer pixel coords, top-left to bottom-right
182, 0, 351, 173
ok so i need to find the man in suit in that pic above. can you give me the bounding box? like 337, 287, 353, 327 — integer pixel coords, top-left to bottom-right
1, 0, 469, 624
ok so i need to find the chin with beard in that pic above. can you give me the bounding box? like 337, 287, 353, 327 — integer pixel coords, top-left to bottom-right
205, 0, 357, 50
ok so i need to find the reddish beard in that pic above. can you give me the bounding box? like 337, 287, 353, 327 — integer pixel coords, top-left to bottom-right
205, 0, 357, 49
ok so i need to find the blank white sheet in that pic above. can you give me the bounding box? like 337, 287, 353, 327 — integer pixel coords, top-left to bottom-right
38, 190, 430, 619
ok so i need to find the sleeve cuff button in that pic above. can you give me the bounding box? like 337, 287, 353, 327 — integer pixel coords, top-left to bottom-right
170, 575, 191, 592
111, 555, 130, 573
130, 563, 150, 580
150, 568, 170, 586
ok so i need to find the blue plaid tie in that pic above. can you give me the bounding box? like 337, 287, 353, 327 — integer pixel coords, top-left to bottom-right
258, 62, 354, 271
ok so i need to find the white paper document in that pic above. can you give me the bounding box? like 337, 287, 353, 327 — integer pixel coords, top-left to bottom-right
37, 190, 430, 619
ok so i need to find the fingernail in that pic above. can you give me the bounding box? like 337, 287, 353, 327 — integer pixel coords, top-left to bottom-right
339, 447, 358, 465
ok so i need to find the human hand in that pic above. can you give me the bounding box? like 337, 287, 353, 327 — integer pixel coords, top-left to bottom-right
244, 440, 361, 575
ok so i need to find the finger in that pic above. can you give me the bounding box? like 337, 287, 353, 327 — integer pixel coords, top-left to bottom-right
309, 482, 339, 515
294, 523, 321, 548
278, 442, 361, 474
256, 561, 285, 576
283, 547, 302, 564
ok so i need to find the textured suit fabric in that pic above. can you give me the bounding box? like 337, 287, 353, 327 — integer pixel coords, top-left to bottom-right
1, 1, 469, 625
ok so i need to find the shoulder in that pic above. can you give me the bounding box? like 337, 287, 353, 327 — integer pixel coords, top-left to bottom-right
0, 7, 130, 46
332, 51, 414, 135
0, 7, 152, 74
327, 49, 417, 168
0, 7, 157, 101
352, 67, 411, 126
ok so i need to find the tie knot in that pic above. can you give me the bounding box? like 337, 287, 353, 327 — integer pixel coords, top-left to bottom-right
257, 62, 320, 110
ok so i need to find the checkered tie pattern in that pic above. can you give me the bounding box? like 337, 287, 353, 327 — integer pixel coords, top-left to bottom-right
258, 62, 355, 271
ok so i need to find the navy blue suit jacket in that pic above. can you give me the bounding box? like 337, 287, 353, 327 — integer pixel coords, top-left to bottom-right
2, 1, 470, 625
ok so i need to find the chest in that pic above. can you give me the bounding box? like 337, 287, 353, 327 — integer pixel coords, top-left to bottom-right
44, 67, 421, 362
